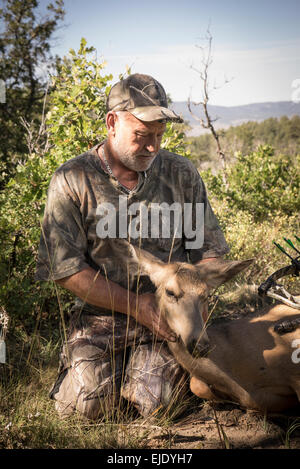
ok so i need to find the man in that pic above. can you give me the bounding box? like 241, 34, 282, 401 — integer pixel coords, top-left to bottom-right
35, 73, 229, 419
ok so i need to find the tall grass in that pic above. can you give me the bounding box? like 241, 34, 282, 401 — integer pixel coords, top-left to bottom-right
1, 147, 299, 448
1, 203, 299, 448
0, 313, 198, 449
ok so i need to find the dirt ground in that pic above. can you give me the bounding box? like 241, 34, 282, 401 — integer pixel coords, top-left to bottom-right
144, 402, 300, 449
143, 296, 300, 450
118, 294, 300, 451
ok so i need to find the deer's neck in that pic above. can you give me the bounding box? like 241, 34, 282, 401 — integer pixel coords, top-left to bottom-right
168, 341, 252, 406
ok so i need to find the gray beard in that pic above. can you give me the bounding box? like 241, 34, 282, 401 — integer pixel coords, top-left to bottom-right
118, 152, 157, 172
111, 139, 158, 172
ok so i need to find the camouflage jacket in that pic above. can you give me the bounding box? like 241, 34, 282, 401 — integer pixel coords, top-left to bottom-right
35, 143, 229, 312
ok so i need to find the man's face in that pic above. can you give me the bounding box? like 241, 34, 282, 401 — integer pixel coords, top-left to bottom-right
109, 111, 166, 172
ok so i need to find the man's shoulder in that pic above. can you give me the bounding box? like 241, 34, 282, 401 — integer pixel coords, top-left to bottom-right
157, 149, 200, 180
54, 147, 99, 177
48, 145, 104, 197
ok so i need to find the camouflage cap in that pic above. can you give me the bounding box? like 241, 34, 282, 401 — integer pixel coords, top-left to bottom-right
107, 73, 183, 123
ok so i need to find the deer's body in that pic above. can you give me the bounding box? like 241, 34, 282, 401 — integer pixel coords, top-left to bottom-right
113, 240, 300, 413
169, 302, 300, 412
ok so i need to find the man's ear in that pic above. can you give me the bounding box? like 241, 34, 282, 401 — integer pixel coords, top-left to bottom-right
196, 258, 254, 290
108, 239, 168, 287
106, 111, 117, 135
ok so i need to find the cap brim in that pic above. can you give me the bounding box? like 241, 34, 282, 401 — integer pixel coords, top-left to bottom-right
129, 106, 183, 123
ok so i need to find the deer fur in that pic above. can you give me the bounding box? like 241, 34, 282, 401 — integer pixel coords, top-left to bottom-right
112, 240, 300, 412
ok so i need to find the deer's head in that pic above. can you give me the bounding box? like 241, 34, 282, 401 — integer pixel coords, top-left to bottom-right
110, 240, 253, 357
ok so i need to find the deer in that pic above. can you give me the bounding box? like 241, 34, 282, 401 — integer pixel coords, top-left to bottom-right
112, 240, 300, 413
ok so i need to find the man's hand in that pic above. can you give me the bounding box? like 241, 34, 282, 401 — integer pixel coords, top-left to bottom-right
133, 292, 177, 343
56, 267, 176, 342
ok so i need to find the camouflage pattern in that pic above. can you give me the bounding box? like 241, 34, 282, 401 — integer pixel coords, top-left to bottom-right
107, 73, 183, 123
50, 307, 188, 419
36, 142, 229, 419
35, 143, 229, 290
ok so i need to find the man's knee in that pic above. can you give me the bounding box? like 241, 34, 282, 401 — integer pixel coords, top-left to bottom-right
52, 346, 123, 420
75, 389, 119, 420
122, 342, 188, 417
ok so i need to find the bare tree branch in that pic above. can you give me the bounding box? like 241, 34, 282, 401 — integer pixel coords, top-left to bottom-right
188, 27, 230, 187
20, 83, 52, 158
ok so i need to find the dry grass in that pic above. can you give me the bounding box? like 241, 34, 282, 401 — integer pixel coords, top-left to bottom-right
1, 289, 300, 450
0, 322, 198, 449
1, 208, 299, 449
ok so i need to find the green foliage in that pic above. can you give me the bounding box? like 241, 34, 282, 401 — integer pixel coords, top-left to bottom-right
208, 199, 299, 294
1, 32, 300, 439
0, 148, 70, 328
47, 37, 112, 160
2, 31, 298, 338
187, 133, 214, 163
162, 95, 190, 157
189, 116, 300, 166
161, 122, 191, 158
225, 116, 300, 156
203, 145, 300, 221
0, 0, 65, 185
0, 36, 191, 329
0, 38, 113, 327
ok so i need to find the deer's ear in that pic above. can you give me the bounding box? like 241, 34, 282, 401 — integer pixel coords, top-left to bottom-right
196, 258, 254, 290
108, 239, 167, 286
131, 246, 170, 286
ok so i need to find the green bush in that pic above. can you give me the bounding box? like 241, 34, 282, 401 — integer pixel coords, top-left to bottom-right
188, 116, 300, 165
0, 38, 190, 330
0, 39, 113, 328
200, 145, 300, 293
161, 122, 191, 158
202, 145, 300, 221
2, 38, 298, 331
47, 37, 112, 159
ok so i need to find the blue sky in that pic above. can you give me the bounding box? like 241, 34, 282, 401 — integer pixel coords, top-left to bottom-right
44, 0, 300, 106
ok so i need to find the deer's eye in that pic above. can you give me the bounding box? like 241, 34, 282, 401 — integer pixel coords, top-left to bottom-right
166, 289, 176, 298
165, 289, 184, 300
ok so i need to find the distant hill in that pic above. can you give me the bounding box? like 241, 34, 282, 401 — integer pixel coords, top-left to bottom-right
172, 101, 300, 136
